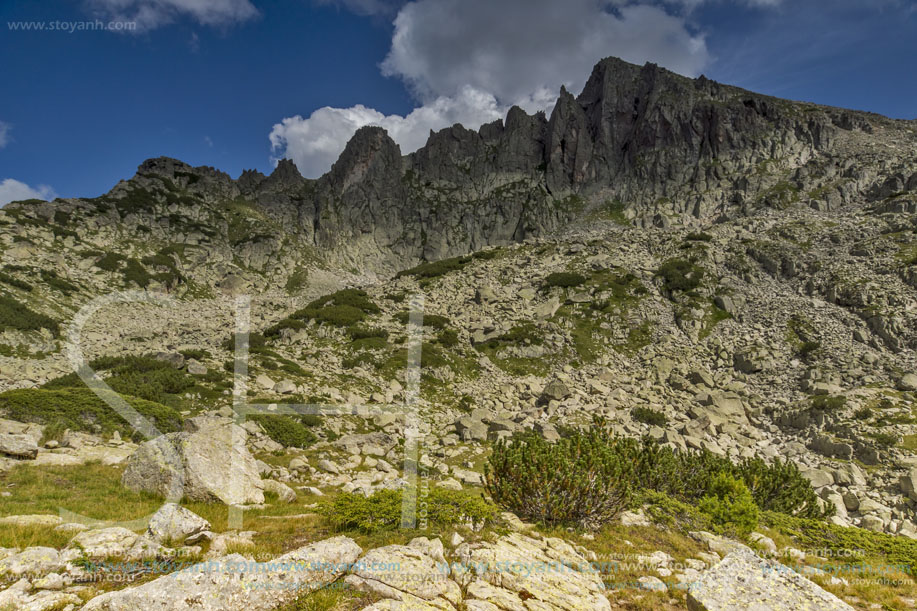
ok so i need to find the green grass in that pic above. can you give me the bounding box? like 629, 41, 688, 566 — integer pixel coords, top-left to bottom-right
249, 414, 318, 449
0, 387, 182, 442
0, 295, 60, 337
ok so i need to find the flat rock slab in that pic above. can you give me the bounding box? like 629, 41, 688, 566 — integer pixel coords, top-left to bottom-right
82, 536, 361, 611
687, 548, 854, 611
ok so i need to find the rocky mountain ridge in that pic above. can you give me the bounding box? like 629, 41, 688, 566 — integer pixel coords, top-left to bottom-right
4, 56, 915, 284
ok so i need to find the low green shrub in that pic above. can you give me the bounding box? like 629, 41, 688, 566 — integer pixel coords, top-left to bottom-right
348, 326, 389, 341
437, 329, 459, 347
95, 252, 126, 272
475, 322, 543, 350
264, 318, 308, 337
0, 387, 182, 441
542, 272, 586, 289
285, 268, 309, 293
395, 255, 471, 279
301, 289, 379, 314
43, 355, 195, 407
485, 431, 634, 528
655, 258, 704, 293
0, 296, 60, 337
350, 336, 388, 351
249, 414, 317, 449
632, 407, 667, 426
393, 312, 451, 330
290, 289, 379, 329
811, 395, 847, 412
685, 232, 713, 242
320, 488, 496, 534
122, 258, 152, 288
40, 270, 79, 295
763, 511, 917, 577
698, 472, 759, 537
298, 304, 365, 327
485, 426, 830, 529
179, 348, 210, 361
0, 272, 33, 291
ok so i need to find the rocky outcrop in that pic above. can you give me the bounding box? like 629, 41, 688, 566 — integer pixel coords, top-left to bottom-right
687, 547, 854, 611
121, 422, 264, 505
81, 536, 362, 610
348, 533, 611, 611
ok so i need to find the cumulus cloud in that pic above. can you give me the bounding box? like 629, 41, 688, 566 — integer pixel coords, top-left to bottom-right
87, 0, 259, 30
271, 0, 710, 178
0, 179, 56, 208
383, 0, 709, 105
270, 86, 504, 177
0, 122, 9, 149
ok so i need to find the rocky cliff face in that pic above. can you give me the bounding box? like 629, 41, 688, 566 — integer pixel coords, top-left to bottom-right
6, 56, 914, 281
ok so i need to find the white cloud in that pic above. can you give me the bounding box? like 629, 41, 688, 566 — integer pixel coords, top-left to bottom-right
270, 86, 504, 178
87, 0, 258, 30
0, 122, 10, 149
0, 179, 56, 208
383, 0, 709, 105
271, 0, 710, 178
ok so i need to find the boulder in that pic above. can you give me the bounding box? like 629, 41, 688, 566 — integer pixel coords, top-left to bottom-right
541, 380, 572, 402
347, 541, 462, 607
262, 479, 297, 503
697, 392, 748, 426
0, 433, 38, 459
0, 547, 64, 577
121, 422, 264, 505
82, 536, 362, 611
899, 467, 917, 502
186, 359, 208, 375
457, 532, 611, 610
454, 416, 488, 442
0, 578, 80, 611
898, 373, 917, 392
147, 503, 211, 544
68, 527, 161, 561
687, 547, 854, 611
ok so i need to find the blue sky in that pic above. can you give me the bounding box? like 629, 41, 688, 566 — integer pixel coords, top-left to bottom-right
0, 0, 915, 205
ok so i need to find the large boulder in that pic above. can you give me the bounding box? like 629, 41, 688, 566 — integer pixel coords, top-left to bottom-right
81, 536, 361, 611
121, 422, 264, 505
147, 503, 211, 544
687, 547, 853, 610
540, 380, 572, 403
349, 533, 611, 611
0, 433, 38, 459
67, 527, 162, 561
898, 373, 917, 392
696, 392, 749, 426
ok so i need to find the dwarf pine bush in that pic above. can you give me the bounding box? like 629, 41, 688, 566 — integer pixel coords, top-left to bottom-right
485, 426, 831, 528
320, 488, 496, 533
485, 431, 634, 528
698, 472, 759, 537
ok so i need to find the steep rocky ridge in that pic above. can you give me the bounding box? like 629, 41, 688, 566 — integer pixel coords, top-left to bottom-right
4, 56, 914, 285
